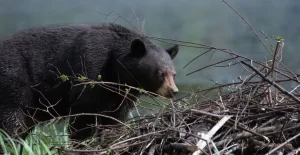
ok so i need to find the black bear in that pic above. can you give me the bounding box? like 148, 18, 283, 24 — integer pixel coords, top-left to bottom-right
0, 23, 179, 141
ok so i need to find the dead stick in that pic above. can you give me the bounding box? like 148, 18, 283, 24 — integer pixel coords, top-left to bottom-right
190, 109, 270, 142
148, 145, 156, 155
287, 146, 300, 155
265, 132, 300, 155
190, 109, 223, 118
240, 61, 300, 104
193, 115, 232, 155
265, 41, 284, 77
215, 125, 283, 147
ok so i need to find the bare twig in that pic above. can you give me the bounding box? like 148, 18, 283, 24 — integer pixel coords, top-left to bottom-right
240, 61, 300, 104
193, 115, 232, 155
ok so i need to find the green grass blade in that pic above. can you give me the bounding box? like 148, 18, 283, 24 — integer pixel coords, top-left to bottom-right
40, 140, 53, 155
0, 131, 8, 154
18, 138, 34, 155
0, 129, 19, 155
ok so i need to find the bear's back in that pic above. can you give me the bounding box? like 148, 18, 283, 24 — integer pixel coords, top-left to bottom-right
0, 23, 144, 60
0, 23, 143, 82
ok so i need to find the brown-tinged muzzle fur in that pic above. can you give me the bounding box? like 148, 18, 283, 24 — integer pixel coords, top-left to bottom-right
156, 73, 179, 98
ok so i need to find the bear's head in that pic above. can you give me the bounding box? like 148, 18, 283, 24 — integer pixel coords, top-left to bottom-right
118, 38, 179, 99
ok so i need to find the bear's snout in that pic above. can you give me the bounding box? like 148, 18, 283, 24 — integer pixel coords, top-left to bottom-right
156, 73, 179, 98
169, 86, 179, 96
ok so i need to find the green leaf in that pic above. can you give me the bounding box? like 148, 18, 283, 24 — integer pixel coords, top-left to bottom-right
60, 74, 69, 82
78, 75, 87, 81
138, 88, 144, 94
90, 82, 95, 88
275, 36, 284, 41
97, 75, 102, 81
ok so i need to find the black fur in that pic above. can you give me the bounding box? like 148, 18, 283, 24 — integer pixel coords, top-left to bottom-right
0, 23, 179, 141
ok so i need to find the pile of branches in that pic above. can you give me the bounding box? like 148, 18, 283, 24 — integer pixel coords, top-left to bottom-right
62, 40, 300, 155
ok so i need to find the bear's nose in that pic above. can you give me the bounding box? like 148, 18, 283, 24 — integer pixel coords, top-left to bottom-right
171, 87, 179, 95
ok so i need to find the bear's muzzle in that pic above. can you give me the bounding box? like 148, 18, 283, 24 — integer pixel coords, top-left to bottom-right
156, 74, 179, 98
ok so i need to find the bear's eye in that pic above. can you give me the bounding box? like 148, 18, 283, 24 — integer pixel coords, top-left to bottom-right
173, 74, 176, 79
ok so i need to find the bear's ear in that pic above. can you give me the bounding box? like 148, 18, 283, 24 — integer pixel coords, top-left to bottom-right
130, 38, 147, 57
166, 44, 179, 59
